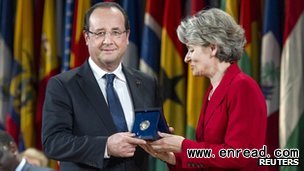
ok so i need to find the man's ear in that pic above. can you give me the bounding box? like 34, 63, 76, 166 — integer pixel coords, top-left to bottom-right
126, 30, 130, 45
83, 31, 89, 45
8, 141, 18, 155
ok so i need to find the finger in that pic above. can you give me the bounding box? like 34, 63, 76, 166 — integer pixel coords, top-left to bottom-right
142, 144, 158, 154
122, 132, 136, 137
127, 147, 136, 153
123, 143, 137, 149
158, 131, 171, 138
139, 144, 152, 150
169, 127, 174, 133
139, 145, 156, 157
119, 146, 137, 157
124, 151, 135, 157
127, 137, 146, 145
139, 144, 146, 150
150, 144, 164, 152
147, 138, 164, 146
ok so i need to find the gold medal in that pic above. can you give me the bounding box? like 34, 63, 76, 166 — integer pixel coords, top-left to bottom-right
139, 120, 150, 131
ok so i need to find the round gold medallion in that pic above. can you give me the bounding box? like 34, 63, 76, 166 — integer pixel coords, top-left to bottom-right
139, 120, 150, 131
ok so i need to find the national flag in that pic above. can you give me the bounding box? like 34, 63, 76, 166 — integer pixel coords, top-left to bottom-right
188, 0, 205, 16
139, 1, 165, 170
220, 0, 239, 22
62, 0, 75, 72
280, 1, 304, 170
161, 0, 185, 138
121, 0, 144, 69
55, 0, 65, 64
158, 1, 186, 170
0, 0, 14, 130
185, 0, 209, 141
161, 0, 185, 137
33, 0, 45, 151
139, 0, 164, 78
33, 0, 45, 74
35, 0, 60, 150
260, 0, 282, 170
7, 0, 36, 150
239, 0, 261, 81
70, 0, 90, 69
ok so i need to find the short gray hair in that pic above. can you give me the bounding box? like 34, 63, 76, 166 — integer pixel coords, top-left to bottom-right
177, 8, 246, 62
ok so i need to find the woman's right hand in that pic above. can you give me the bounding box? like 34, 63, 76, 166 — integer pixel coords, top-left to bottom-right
140, 143, 176, 165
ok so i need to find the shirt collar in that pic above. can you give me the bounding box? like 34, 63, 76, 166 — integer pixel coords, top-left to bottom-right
88, 57, 126, 82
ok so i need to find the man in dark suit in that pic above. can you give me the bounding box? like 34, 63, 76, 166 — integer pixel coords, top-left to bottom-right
42, 2, 161, 171
0, 130, 53, 171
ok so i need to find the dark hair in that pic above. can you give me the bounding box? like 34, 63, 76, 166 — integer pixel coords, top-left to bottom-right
83, 2, 130, 32
0, 130, 14, 147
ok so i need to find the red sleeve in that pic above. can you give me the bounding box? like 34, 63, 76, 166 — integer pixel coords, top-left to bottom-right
168, 152, 201, 171
176, 77, 267, 169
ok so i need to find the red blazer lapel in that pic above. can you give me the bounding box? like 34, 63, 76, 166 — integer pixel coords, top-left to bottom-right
202, 63, 241, 130
196, 86, 211, 141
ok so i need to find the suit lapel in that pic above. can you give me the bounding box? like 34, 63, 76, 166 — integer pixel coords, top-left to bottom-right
76, 61, 117, 134
204, 63, 241, 127
123, 66, 144, 110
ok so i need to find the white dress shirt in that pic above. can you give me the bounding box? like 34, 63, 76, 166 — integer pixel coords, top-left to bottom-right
15, 158, 26, 171
88, 57, 134, 131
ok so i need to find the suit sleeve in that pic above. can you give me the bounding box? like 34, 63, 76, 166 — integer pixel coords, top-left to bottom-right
175, 78, 267, 169
42, 77, 107, 169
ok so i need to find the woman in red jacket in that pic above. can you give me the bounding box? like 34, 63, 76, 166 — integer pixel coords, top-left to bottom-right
141, 8, 267, 171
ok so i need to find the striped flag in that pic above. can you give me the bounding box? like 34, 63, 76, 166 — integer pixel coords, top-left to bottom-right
139, 1, 165, 170
36, 0, 60, 150
33, 0, 45, 151
70, 0, 90, 69
33, 0, 45, 73
121, 0, 144, 69
62, 0, 75, 72
260, 0, 282, 170
139, 0, 164, 78
188, 0, 205, 15
239, 0, 261, 81
158, 1, 186, 170
280, 0, 304, 170
185, 0, 209, 140
238, 0, 251, 76
220, 0, 239, 22
56, 0, 65, 65
7, 0, 36, 150
0, 0, 14, 130
161, 0, 185, 138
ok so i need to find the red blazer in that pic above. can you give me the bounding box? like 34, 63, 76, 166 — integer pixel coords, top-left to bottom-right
170, 63, 267, 171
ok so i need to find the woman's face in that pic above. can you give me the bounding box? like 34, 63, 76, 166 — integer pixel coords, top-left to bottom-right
184, 44, 216, 77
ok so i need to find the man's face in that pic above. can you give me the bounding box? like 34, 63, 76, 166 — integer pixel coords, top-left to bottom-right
85, 7, 129, 72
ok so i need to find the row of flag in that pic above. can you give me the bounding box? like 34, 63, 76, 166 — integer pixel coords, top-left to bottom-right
0, 0, 303, 170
